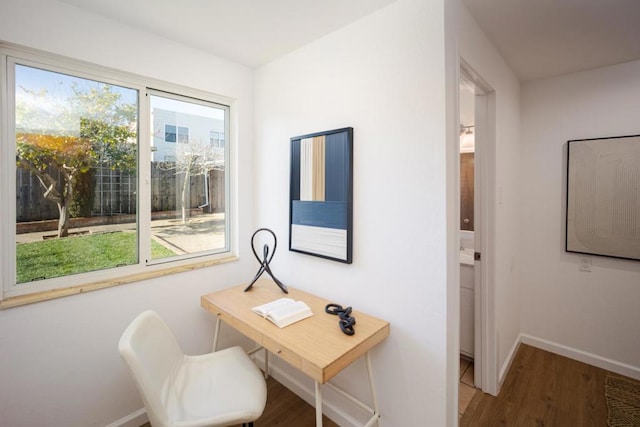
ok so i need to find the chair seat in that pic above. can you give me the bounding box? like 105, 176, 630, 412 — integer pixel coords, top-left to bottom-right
119, 311, 266, 427
164, 346, 267, 427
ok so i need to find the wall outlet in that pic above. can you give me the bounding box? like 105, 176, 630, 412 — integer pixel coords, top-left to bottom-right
579, 257, 592, 272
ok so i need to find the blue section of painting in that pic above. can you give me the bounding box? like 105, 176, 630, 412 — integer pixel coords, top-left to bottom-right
292, 201, 348, 229
325, 132, 349, 202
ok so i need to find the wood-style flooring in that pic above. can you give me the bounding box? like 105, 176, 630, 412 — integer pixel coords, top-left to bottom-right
140, 375, 338, 427
461, 343, 611, 426
459, 357, 478, 417
141, 343, 623, 426
250, 376, 338, 426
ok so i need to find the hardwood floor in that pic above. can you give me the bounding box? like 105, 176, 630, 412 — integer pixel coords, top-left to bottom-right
459, 357, 478, 417
140, 376, 338, 427
251, 376, 338, 426
461, 344, 611, 426
141, 343, 623, 426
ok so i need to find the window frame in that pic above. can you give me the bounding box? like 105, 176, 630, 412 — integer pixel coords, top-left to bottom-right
146, 89, 231, 266
0, 43, 236, 306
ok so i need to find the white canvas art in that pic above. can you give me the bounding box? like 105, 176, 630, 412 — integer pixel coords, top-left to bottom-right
566, 135, 640, 260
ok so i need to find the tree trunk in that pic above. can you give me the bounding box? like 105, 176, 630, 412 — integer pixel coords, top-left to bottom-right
57, 201, 70, 238
57, 173, 73, 238
181, 171, 190, 224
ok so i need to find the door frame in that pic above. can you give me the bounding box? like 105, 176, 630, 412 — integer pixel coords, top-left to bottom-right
460, 60, 498, 396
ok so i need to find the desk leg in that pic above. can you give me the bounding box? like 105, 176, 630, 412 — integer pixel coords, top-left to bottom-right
315, 381, 323, 427
212, 316, 221, 352
365, 352, 381, 426
264, 349, 270, 379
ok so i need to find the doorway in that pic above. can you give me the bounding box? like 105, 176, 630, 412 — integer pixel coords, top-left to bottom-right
458, 61, 498, 397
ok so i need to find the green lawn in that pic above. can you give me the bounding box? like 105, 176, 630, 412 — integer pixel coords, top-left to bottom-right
16, 232, 175, 283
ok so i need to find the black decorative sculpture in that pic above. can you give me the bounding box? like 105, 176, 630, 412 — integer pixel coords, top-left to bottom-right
244, 228, 288, 293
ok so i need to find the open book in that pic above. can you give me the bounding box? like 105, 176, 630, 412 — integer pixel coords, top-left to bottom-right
251, 298, 313, 328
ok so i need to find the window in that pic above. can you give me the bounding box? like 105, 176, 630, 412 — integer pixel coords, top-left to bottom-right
178, 126, 189, 143
149, 93, 228, 262
165, 124, 176, 142
164, 125, 189, 143
14, 64, 139, 284
1, 45, 231, 302
165, 125, 190, 143
210, 131, 225, 148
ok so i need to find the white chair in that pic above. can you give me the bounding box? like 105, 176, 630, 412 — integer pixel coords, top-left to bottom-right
119, 310, 267, 427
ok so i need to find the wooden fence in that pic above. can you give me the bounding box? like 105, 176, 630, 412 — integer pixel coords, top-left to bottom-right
16, 164, 225, 222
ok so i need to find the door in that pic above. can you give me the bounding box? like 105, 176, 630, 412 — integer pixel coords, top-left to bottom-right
460, 62, 498, 395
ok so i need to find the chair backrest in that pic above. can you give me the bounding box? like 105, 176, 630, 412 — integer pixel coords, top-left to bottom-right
119, 310, 184, 427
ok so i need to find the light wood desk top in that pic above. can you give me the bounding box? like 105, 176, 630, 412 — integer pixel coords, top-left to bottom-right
201, 280, 390, 384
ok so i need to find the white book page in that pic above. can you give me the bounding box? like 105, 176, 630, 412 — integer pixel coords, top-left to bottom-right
266, 301, 313, 328
251, 298, 313, 327
267, 301, 309, 322
251, 298, 294, 318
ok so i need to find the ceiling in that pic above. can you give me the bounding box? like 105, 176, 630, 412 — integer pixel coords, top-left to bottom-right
58, 0, 396, 68
59, 0, 640, 80
462, 0, 640, 81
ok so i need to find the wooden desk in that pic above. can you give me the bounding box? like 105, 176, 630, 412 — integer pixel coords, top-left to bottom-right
201, 281, 390, 426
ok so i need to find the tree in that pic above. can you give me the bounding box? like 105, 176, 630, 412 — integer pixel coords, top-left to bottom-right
74, 117, 136, 216
157, 139, 223, 223
16, 80, 136, 238
16, 133, 92, 237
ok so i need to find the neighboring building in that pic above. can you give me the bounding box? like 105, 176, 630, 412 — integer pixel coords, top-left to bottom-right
151, 108, 225, 162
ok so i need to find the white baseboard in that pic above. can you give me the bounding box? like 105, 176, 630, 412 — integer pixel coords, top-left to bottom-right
498, 334, 522, 386
105, 408, 147, 427
521, 334, 640, 381
254, 354, 371, 427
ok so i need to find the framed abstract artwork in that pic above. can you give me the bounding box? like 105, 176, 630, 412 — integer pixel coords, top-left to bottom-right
566, 134, 640, 261
289, 127, 353, 263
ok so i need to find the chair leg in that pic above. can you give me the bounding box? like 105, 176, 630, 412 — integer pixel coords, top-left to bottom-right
241, 423, 254, 427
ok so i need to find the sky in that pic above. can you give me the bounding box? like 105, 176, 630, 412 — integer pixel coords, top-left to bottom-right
14, 63, 225, 134
15, 63, 137, 105
15, 64, 137, 134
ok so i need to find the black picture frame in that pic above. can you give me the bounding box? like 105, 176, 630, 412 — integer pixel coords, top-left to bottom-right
289, 127, 353, 263
566, 134, 640, 261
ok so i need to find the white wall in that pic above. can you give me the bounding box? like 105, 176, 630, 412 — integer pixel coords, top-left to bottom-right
0, 1, 255, 426
520, 60, 640, 377
452, 0, 522, 387
254, 0, 450, 425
